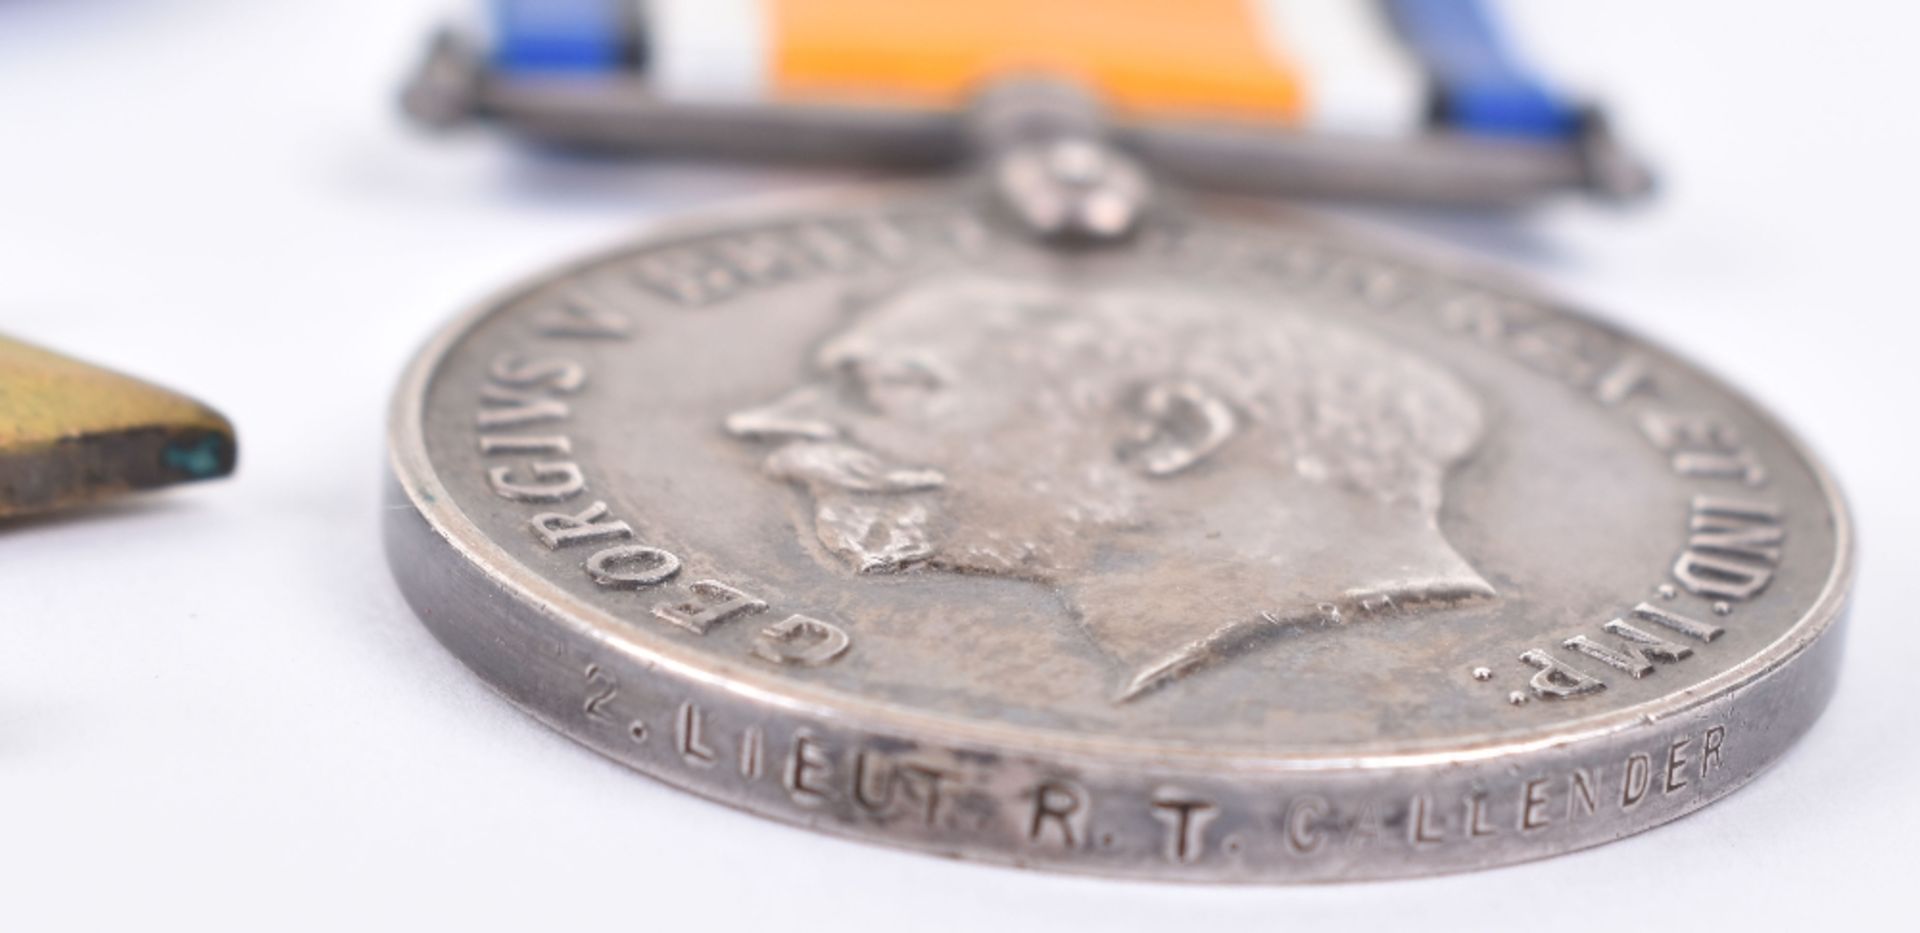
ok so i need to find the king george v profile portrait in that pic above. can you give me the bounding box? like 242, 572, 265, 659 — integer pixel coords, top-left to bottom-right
725, 276, 1496, 701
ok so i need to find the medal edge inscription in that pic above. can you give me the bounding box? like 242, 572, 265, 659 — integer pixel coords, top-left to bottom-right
385, 485, 1846, 881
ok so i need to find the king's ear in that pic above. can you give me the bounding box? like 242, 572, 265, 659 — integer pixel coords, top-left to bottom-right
1118, 379, 1237, 477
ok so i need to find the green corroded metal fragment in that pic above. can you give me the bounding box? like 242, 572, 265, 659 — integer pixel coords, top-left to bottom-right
0, 335, 236, 519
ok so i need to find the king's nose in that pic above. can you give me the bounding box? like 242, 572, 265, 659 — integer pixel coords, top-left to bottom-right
724, 384, 842, 442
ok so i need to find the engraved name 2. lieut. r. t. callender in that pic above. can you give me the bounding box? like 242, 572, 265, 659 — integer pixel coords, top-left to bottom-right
386, 192, 1851, 882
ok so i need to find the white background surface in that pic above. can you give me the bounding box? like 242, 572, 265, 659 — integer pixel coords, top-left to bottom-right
3, 2, 1914, 929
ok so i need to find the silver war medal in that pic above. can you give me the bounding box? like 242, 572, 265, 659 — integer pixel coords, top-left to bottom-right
386, 13, 1848, 883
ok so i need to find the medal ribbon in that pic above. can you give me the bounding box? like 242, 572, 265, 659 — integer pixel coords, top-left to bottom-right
484, 0, 1577, 139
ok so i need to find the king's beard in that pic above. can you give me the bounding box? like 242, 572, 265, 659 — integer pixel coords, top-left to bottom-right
761, 438, 1124, 581
763, 440, 946, 574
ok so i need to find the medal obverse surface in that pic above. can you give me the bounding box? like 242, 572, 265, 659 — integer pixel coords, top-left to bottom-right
386, 184, 1850, 882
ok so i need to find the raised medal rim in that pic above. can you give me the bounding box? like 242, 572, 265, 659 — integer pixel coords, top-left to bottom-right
384, 179, 1855, 772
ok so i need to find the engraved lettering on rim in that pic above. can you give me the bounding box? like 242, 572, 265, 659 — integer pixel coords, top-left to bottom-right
1027, 781, 1090, 850
1150, 791, 1218, 864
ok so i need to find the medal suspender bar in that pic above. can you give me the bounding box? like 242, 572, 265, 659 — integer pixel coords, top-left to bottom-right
403, 0, 1651, 208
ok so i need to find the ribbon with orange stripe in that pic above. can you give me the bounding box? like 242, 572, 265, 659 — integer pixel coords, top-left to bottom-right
485, 0, 1576, 139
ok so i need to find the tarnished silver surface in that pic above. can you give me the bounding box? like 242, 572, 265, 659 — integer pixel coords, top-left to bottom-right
385, 182, 1850, 882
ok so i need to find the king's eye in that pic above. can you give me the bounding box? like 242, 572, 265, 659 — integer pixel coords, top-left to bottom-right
877, 357, 944, 390
833, 357, 943, 414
